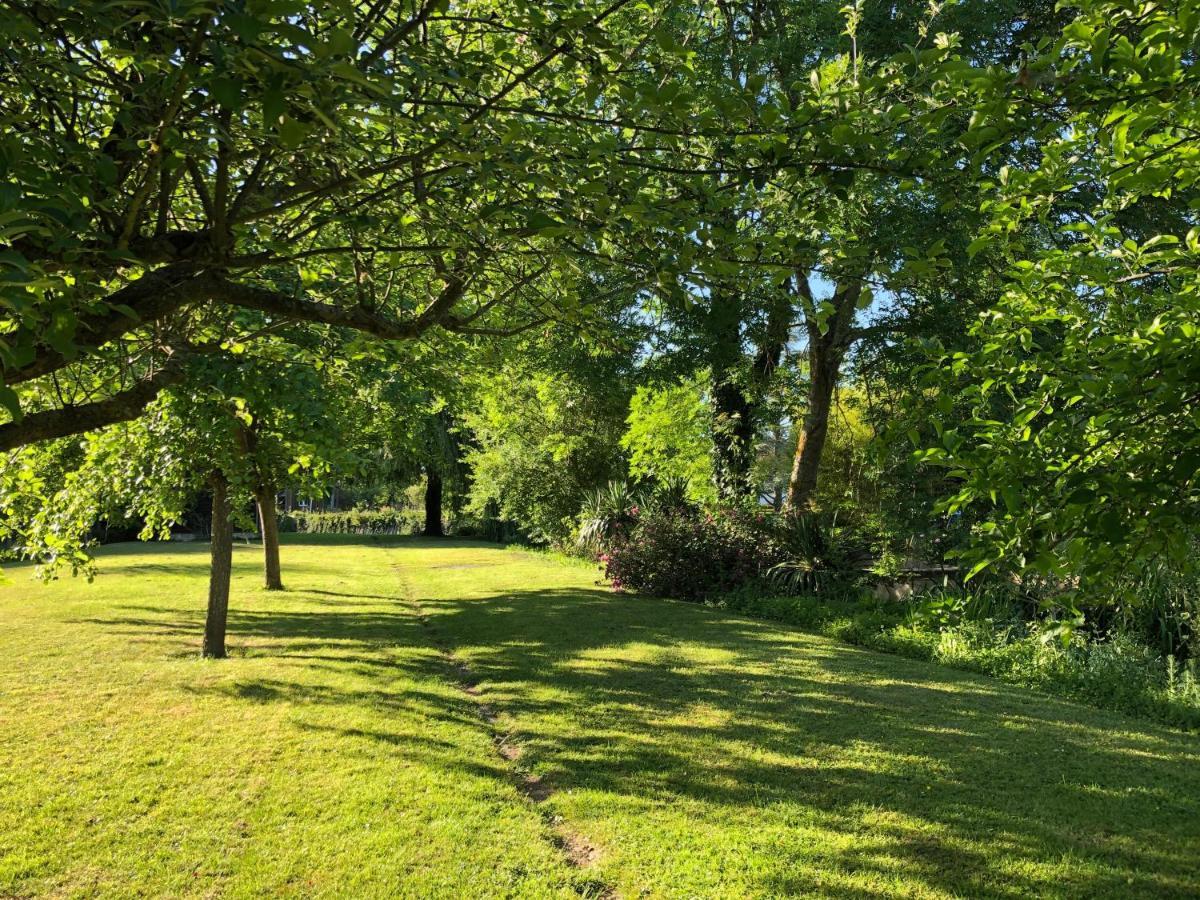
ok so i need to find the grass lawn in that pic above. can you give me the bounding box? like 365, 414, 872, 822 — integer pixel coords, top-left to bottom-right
1, 537, 1198, 898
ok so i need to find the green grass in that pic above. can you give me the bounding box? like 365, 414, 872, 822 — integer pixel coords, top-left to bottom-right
712, 591, 1200, 730
2, 537, 1199, 898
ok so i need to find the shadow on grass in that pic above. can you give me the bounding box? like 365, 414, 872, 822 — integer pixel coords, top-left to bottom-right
414, 587, 1200, 898
79, 560, 1200, 898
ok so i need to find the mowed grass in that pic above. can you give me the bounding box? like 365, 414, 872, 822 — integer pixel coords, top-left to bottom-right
1, 537, 1198, 898
0, 537, 576, 898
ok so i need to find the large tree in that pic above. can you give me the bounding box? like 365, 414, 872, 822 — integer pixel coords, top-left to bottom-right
620, 0, 1065, 508
927, 0, 1200, 592
0, 0, 698, 448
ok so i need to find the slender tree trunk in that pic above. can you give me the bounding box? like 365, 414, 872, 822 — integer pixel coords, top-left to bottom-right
203, 471, 233, 659
424, 470, 444, 537
236, 422, 284, 590
785, 344, 841, 511
708, 287, 750, 500
256, 483, 283, 590
784, 276, 863, 512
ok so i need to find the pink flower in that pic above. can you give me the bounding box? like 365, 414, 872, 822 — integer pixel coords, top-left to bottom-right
629, 505, 640, 517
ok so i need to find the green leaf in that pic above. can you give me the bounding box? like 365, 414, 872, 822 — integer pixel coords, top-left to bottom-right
210, 76, 243, 110
0, 385, 22, 421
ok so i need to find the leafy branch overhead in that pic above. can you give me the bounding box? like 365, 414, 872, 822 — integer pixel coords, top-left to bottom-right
1, 0, 980, 440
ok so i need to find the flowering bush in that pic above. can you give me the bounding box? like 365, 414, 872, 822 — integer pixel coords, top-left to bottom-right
601, 506, 784, 601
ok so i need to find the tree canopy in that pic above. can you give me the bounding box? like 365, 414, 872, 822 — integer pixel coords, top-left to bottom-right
2, 0, 1199, 640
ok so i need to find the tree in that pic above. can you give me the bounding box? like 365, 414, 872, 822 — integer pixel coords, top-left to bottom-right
0, 0, 696, 448
240, 423, 284, 590
622, 375, 716, 505
926, 0, 1200, 592
203, 470, 234, 658
462, 358, 632, 545
0, 349, 350, 654
621, 0, 1062, 509
421, 411, 464, 538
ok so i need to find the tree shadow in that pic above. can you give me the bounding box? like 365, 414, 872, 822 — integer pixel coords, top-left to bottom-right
411, 586, 1200, 898
72, 556, 1200, 898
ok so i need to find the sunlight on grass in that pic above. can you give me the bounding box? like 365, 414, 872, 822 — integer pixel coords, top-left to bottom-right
1, 537, 1198, 898
0, 538, 574, 898
404, 543, 1200, 899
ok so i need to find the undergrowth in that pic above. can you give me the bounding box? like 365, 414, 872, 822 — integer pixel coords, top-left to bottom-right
711, 590, 1200, 731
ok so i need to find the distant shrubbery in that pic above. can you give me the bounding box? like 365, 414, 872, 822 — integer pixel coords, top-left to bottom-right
290, 507, 423, 535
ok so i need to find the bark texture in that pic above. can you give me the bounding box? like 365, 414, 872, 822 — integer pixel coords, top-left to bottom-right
785, 278, 862, 512
203, 471, 234, 659
256, 484, 283, 590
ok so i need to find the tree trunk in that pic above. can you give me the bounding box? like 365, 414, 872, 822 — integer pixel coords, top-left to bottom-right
708, 286, 792, 502
424, 470, 444, 537
785, 343, 841, 511
784, 276, 863, 512
710, 375, 756, 500
256, 483, 283, 590
203, 471, 234, 659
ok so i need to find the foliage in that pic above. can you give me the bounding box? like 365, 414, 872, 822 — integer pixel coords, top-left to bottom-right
0, 0, 701, 446
911, 583, 1024, 632
601, 506, 783, 601
576, 479, 645, 555
0, 353, 348, 575
290, 506, 423, 536
1111, 561, 1200, 662
0, 0, 1197, 754
716, 587, 1200, 731
621, 376, 716, 505
810, 387, 875, 511
766, 510, 867, 596
462, 365, 629, 545
924, 0, 1200, 594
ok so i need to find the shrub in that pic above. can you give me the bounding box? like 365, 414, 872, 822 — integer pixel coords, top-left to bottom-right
577, 480, 645, 554
290, 507, 423, 535
601, 506, 782, 601
767, 511, 869, 597
1111, 561, 1200, 661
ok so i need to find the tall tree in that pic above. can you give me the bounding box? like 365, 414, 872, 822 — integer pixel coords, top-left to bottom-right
926, 0, 1200, 592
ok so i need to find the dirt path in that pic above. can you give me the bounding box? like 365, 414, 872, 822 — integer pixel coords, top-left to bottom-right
393, 562, 615, 899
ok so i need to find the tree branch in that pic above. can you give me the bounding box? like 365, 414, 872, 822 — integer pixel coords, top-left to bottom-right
3, 265, 215, 386
0, 358, 188, 451
217, 273, 467, 338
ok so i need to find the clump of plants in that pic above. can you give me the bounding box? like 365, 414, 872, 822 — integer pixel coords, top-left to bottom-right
290, 506, 423, 535
602, 505, 782, 601
583, 481, 864, 603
